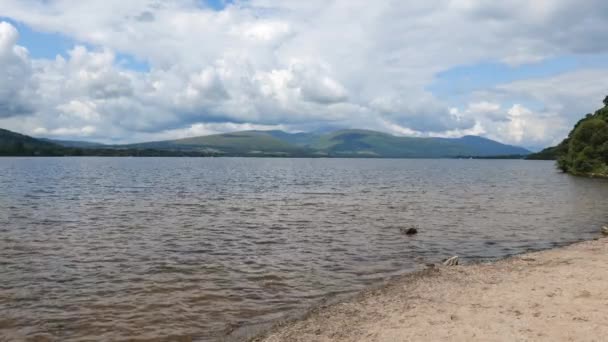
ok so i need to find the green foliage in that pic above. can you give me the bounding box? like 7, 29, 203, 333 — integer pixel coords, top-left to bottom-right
526, 141, 568, 160
549, 98, 608, 176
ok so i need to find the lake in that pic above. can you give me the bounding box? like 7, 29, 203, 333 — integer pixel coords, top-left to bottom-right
1, 158, 607, 341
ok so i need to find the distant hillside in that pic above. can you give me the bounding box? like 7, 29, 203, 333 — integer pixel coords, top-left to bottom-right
307, 129, 529, 158
262, 130, 321, 146
526, 144, 567, 160
128, 129, 529, 158
0, 127, 530, 158
439, 135, 530, 156
0, 128, 218, 157
0, 128, 65, 156
41, 138, 106, 148
533, 96, 608, 177
129, 131, 314, 156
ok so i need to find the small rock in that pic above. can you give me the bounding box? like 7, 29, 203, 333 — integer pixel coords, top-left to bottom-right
601, 226, 608, 235
400, 227, 418, 235
443, 256, 459, 266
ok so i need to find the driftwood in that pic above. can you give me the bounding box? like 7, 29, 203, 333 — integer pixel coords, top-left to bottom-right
443, 256, 459, 266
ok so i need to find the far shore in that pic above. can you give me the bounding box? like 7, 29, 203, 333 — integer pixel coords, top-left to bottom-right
251, 236, 608, 342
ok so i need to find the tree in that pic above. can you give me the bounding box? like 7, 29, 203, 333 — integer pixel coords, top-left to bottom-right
551, 95, 608, 176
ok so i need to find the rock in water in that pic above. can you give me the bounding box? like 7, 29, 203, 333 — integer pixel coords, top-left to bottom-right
443, 256, 459, 266
602, 226, 608, 235
400, 227, 418, 235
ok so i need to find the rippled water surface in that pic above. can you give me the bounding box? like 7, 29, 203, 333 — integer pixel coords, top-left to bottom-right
1, 158, 607, 341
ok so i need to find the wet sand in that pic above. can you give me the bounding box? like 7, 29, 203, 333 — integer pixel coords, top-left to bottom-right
253, 237, 608, 342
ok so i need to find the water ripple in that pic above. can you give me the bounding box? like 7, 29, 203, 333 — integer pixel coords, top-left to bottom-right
0, 158, 607, 341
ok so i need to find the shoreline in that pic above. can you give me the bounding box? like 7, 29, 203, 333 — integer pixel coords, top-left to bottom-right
250, 237, 608, 342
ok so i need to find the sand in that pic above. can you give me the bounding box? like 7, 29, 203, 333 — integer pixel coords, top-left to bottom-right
253, 237, 608, 342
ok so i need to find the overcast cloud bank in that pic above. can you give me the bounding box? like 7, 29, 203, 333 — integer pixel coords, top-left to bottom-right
1, 1, 608, 147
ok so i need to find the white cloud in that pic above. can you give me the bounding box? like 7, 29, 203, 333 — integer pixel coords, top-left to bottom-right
56, 100, 101, 122
497, 104, 560, 145
459, 68, 608, 147
0, 1, 607, 144
33, 125, 97, 137
0, 21, 34, 117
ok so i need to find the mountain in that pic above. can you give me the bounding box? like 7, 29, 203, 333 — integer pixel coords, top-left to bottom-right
531, 97, 608, 176
40, 138, 106, 149
129, 129, 529, 158
439, 135, 530, 156
307, 129, 529, 158
0, 128, 217, 157
526, 144, 567, 160
0, 128, 65, 156
262, 130, 321, 146
0, 127, 530, 158
128, 131, 314, 156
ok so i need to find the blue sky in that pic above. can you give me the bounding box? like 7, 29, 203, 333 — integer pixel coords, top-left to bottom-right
0, 17, 73, 59
430, 55, 608, 107
204, 0, 235, 11
9, 13, 603, 98
1, 16, 151, 71
1, 1, 608, 148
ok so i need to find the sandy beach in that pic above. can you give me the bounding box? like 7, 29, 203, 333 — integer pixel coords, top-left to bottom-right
253, 237, 608, 342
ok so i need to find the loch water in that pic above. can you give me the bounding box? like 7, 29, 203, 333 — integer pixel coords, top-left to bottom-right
1, 158, 607, 341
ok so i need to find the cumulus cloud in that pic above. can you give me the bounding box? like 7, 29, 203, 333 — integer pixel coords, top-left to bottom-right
457, 102, 567, 147
0, 0, 607, 144
460, 69, 608, 147
0, 22, 34, 118
370, 95, 476, 132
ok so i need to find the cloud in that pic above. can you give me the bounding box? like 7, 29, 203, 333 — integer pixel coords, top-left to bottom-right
460, 68, 608, 146
0, 22, 34, 118
0, 1, 607, 144
63, 46, 134, 99
34, 125, 97, 137
460, 102, 567, 147
135, 11, 155, 23
370, 95, 476, 132
292, 62, 349, 105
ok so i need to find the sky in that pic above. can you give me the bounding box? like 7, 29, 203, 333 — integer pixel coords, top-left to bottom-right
1, 1, 608, 149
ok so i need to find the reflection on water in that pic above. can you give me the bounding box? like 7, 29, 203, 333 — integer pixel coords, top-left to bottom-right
1, 158, 607, 341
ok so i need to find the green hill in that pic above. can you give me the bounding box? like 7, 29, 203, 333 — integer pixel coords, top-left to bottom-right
439, 135, 530, 156
41, 138, 106, 148
129, 129, 529, 158
0, 128, 65, 156
261, 130, 321, 147
0, 129, 218, 157
0, 127, 530, 158
129, 131, 313, 156
308, 129, 529, 158
528, 96, 608, 177
526, 145, 563, 160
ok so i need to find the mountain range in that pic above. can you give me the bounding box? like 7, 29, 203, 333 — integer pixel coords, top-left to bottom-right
0, 128, 530, 158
